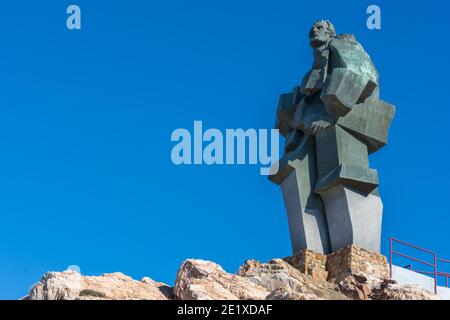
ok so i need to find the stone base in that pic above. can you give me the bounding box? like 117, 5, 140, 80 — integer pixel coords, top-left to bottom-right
326, 245, 388, 283
283, 249, 328, 282
319, 185, 383, 253
284, 245, 389, 284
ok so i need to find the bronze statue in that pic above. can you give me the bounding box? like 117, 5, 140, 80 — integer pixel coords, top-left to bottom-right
270, 20, 395, 254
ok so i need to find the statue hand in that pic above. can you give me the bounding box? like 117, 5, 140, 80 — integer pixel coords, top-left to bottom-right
306, 120, 331, 135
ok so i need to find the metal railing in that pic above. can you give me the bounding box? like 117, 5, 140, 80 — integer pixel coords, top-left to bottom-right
389, 237, 450, 294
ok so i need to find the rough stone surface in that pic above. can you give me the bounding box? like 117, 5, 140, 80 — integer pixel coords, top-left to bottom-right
23, 246, 436, 300
173, 259, 270, 300
371, 280, 438, 300
326, 245, 389, 284
238, 258, 347, 300
23, 271, 171, 300
284, 249, 328, 282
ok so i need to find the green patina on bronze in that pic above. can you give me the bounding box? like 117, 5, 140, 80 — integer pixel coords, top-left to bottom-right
270, 20, 394, 254
270, 21, 394, 194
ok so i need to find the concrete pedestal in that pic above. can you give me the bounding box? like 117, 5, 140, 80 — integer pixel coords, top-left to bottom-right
319, 185, 383, 253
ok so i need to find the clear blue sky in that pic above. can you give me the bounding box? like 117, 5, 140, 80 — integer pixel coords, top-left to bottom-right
1, 1, 450, 299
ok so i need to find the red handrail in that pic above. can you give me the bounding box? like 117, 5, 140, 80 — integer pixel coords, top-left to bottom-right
391, 237, 435, 254
391, 251, 435, 267
389, 237, 450, 294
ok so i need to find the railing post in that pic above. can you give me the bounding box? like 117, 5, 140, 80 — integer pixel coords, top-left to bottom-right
389, 237, 449, 294
390, 237, 393, 278
434, 252, 437, 294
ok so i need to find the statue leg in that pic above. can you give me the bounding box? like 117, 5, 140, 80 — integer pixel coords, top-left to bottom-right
315, 125, 383, 253
271, 136, 331, 254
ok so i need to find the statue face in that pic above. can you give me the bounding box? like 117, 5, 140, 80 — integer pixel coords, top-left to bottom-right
309, 22, 331, 48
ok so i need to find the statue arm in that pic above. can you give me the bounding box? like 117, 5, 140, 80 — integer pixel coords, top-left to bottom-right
275, 86, 303, 137
276, 86, 307, 153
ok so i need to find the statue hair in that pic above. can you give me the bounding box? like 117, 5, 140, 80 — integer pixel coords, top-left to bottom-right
312, 20, 336, 38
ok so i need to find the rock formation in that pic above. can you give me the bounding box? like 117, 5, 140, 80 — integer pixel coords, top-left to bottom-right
23, 271, 172, 300
22, 246, 437, 300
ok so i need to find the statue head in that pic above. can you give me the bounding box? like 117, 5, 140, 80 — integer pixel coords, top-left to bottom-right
309, 20, 336, 48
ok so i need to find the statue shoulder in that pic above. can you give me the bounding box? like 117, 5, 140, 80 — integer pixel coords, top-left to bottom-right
327, 34, 362, 55
327, 35, 378, 83
336, 33, 358, 42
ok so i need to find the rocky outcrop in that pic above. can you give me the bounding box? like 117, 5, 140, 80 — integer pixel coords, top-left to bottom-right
238, 259, 347, 300
370, 279, 438, 300
22, 246, 438, 300
173, 259, 269, 300
23, 271, 172, 300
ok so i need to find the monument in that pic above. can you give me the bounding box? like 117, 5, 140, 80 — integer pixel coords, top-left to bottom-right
269, 20, 394, 254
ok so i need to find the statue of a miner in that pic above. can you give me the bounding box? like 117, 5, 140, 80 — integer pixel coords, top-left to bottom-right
269, 20, 395, 254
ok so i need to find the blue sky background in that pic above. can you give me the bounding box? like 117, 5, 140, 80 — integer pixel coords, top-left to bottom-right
1, 1, 450, 299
